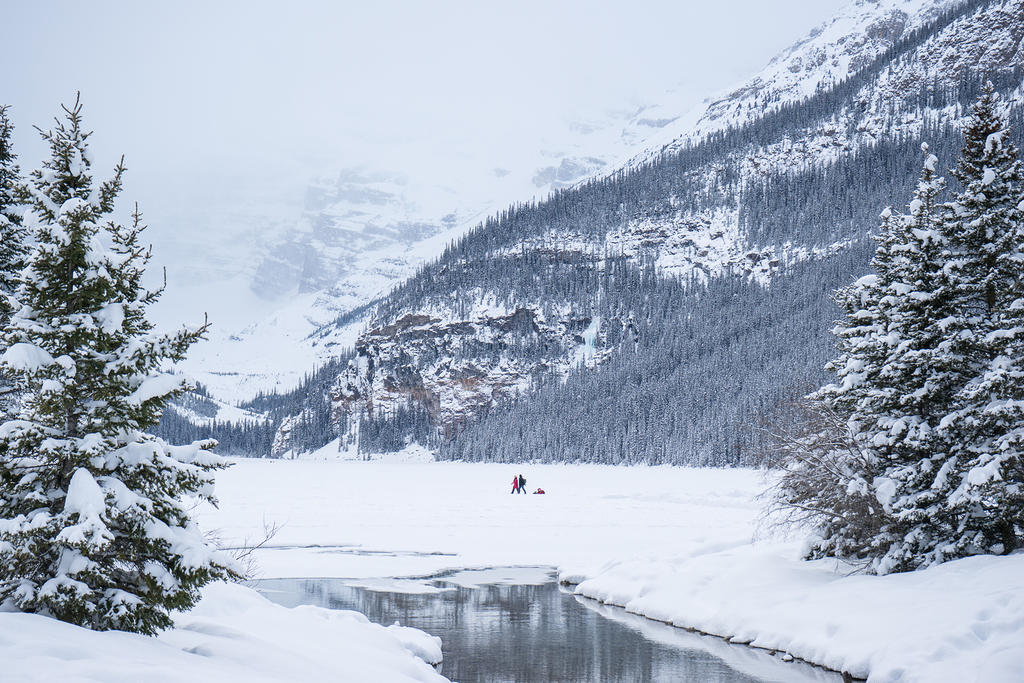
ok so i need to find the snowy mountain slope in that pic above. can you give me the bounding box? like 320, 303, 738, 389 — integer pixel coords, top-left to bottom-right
186, 2, 972, 405
573, 0, 1023, 286
269, 0, 1024, 462
169, 0, 1024, 462
180, 95, 731, 401
872, 0, 1023, 98
186, 2, 938, 405
624, 0, 971, 167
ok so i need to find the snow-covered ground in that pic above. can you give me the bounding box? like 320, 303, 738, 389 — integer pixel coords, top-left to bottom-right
195, 460, 1023, 682
200, 460, 761, 580
0, 580, 445, 682
4, 460, 1021, 681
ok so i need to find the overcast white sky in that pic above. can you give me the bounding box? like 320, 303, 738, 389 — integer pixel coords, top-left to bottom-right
4, 0, 847, 322
7, 1, 846, 185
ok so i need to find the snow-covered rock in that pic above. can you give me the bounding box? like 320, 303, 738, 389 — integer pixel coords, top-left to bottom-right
327, 305, 600, 450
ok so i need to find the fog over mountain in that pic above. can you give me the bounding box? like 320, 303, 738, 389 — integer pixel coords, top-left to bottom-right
5, 0, 845, 338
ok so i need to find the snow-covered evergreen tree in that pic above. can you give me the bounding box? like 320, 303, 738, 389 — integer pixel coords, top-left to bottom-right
792, 147, 954, 568
0, 96, 239, 634
929, 83, 1024, 560
0, 105, 28, 420
0, 104, 27, 323
793, 207, 902, 559
778, 87, 1024, 573
860, 147, 962, 573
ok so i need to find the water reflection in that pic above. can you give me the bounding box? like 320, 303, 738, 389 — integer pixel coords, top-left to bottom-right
256, 572, 843, 683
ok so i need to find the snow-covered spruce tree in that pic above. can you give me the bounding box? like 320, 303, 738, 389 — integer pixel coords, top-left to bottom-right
0, 96, 239, 634
0, 105, 29, 420
853, 147, 966, 573
776, 86, 1024, 573
927, 83, 1024, 559
778, 207, 911, 559
774, 146, 956, 571
0, 104, 28, 323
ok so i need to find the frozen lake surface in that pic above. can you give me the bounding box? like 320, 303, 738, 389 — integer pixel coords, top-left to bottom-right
255, 568, 842, 683
201, 460, 765, 580
204, 461, 1023, 681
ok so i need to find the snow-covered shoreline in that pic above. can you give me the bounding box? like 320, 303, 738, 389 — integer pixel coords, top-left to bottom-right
0, 581, 445, 682
560, 547, 1024, 682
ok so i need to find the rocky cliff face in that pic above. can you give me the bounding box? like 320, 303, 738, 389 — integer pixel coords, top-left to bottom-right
329, 306, 602, 445
270, 0, 1023, 457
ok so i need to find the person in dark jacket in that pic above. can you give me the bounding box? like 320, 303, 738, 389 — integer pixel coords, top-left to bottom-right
517, 473, 526, 494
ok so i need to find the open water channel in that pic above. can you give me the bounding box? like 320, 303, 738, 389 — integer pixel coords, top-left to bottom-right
256, 568, 844, 683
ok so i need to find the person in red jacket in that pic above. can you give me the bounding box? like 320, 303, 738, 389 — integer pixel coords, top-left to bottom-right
511, 475, 519, 494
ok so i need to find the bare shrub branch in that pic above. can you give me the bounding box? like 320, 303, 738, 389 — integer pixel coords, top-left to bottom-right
757, 399, 885, 568
205, 519, 284, 581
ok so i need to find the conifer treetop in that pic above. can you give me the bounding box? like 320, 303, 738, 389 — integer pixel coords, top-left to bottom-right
0, 104, 21, 228
24, 93, 124, 223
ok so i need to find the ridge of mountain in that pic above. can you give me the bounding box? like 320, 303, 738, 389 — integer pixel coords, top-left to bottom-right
619, 0, 972, 168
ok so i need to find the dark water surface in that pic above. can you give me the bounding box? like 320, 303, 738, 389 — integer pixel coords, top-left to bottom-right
256, 570, 842, 683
